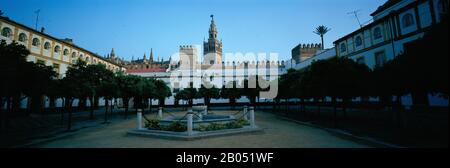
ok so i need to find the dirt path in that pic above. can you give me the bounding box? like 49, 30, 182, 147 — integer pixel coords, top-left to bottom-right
34, 111, 372, 148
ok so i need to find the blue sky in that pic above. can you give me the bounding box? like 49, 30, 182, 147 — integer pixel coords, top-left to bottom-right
1, 0, 386, 61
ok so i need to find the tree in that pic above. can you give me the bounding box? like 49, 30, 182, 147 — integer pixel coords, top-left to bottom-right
116, 73, 141, 119
153, 79, 172, 107
221, 81, 242, 109
242, 75, 264, 105
95, 65, 118, 124
175, 89, 190, 107
198, 82, 220, 108
0, 41, 30, 129
308, 57, 370, 127
313, 25, 331, 49
22, 62, 57, 114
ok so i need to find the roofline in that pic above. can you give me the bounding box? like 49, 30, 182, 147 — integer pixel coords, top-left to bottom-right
0, 16, 123, 67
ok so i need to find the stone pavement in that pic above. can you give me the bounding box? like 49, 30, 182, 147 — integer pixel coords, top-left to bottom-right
33, 110, 373, 148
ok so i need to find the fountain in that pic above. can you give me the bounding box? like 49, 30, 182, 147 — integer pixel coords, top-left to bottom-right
128, 106, 263, 140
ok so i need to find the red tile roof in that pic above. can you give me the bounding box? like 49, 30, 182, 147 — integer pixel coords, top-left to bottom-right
126, 68, 167, 73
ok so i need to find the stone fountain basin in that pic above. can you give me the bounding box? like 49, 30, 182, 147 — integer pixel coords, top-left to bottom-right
159, 114, 235, 127
192, 106, 207, 112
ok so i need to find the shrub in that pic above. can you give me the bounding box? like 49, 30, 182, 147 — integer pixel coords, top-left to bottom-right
162, 121, 187, 132
145, 119, 161, 130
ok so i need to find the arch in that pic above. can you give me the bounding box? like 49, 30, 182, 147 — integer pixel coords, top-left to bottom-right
63, 49, 69, 56
402, 13, 415, 28
373, 27, 382, 39
18, 33, 27, 42
44, 42, 51, 50
54, 45, 61, 53
32, 38, 40, 46
1, 27, 12, 38
355, 36, 363, 47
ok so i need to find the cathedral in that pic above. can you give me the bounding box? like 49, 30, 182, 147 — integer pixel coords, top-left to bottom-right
105, 48, 173, 73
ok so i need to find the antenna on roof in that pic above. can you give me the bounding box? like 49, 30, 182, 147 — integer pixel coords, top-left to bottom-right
347, 9, 363, 28
34, 9, 41, 30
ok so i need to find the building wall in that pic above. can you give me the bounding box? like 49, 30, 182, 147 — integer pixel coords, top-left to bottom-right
334, 0, 448, 106
0, 17, 123, 77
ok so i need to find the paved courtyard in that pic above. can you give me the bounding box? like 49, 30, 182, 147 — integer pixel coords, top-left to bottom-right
33, 110, 372, 148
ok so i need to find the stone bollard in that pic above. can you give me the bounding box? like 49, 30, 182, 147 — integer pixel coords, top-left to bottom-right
249, 107, 256, 128
187, 111, 194, 136
158, 107, 163, 119
137, 109, 143, 130
203, 107, 208, 115
243, 105, 248, 121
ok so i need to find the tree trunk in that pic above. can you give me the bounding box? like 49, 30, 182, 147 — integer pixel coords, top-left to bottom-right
332, 97, 338, 128
110, 98, 114, 118
321, 35, 324, 50
317, 98, 321, 117
0, 98, 4, 130
61, 98, 65, 124
124, 98, 129, 119
89, 96, 95, 120
342, 99, 347, 119
104, 99, 109, 123
67, 99, 73, 131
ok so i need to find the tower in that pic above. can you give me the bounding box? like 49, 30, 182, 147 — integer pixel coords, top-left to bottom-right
150, 48, 154, 63
180, 45, 197, 70
110, 48, 116, 59
203, 15, 223, 65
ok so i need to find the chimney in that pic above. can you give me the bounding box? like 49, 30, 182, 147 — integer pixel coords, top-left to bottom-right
40, 27, 45, 33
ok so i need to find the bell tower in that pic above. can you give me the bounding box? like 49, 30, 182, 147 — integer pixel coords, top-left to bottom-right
203, 15, 223, 65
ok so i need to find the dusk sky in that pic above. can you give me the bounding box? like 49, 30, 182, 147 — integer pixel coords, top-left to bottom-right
1, 0, 386, 61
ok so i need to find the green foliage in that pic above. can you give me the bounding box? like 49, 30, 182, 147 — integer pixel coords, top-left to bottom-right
163, 121, 187, 132
195, 119, 249, 132
145, 119, 161, 130
198, 82, 220, 105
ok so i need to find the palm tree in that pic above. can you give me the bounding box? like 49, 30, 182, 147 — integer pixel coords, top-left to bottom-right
313, 25, 331, 50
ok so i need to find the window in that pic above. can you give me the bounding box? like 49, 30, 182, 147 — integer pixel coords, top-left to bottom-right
340, 43, 347, 53
80, 54, 84, 58
18, 33, 27, 42
1, 27, 12, 38
375, 51, 386, 67
355, 36, 363, 47
32, 38, 40, 46
210, 60, 215, 65
373, 27, 382, 39
71, 52, 77, 58
402, 13, 415, 28
63, 49, 69, 56
54, 45, 61, 53
44, 42, 51, 50
85, 57, 90, 62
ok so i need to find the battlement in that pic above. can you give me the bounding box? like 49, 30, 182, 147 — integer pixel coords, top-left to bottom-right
180, 45, 196, 50
298, 43, 322, 49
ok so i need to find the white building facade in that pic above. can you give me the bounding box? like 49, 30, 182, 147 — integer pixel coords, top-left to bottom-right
334, 0, 449, 106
